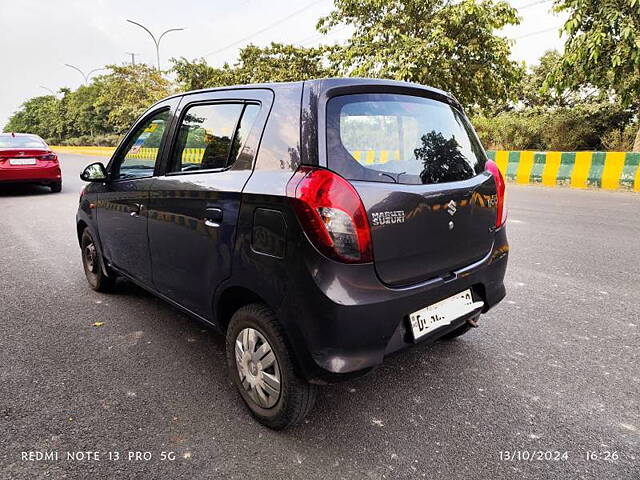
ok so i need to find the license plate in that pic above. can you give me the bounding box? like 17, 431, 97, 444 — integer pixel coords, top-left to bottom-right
9, 158, 36, 165
409, 289, 484, 340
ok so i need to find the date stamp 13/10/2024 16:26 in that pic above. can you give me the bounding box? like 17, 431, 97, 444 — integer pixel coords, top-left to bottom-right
498, 450, 622, 462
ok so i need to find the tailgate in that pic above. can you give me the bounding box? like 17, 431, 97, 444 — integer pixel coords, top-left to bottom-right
354, 173, 497, 286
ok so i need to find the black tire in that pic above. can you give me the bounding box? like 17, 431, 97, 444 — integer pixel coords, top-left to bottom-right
50, 182, 62, 193
226, 303, 316, 430
80, 228, 116, 292
440, 322, 474, 340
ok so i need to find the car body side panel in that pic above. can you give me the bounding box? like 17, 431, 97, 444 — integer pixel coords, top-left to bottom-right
213, 82, 315, 371
86, 97, 180, 284
96, 178, 155, 283
147, 89, 274, 319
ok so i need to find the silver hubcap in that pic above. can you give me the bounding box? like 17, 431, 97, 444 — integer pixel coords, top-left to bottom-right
235, 328, 281, 408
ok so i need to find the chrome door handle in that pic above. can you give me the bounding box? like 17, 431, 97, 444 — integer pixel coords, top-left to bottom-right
130, 203, 143, 216
204, 207, 223, 227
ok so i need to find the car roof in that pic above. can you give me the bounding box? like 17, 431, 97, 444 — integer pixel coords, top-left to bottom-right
142, 77, 462, 120
164, 77, 456, 103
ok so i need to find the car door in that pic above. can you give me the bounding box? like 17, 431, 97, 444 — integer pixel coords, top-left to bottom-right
95, 100, 177, 285
147, 89, 273, 319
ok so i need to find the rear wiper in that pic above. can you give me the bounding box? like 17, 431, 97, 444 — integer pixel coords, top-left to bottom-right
377, 171, 407, 183
378, 172, 398, 183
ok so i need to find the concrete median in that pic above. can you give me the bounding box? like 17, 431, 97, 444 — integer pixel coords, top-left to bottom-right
487, 150, 640, 191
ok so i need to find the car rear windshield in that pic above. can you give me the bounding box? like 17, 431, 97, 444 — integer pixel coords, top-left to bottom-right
326, 93, 487, 185
0, 135, 47, 149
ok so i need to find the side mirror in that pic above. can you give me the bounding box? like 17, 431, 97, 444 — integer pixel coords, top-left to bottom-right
80, 162, 108, 182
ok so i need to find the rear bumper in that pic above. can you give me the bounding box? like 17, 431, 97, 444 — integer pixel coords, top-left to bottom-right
0, 164, 61, 183
279, 227, 508, 383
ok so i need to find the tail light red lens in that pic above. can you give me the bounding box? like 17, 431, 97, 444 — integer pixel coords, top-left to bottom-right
485, 159, 507, 227
287, 167, 373, 263
41, 153, 58, 162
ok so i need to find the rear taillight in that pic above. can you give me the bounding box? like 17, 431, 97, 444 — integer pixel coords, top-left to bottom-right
41, 153, 58, 162
287, 167, 373, 263
485, 160, 507, 227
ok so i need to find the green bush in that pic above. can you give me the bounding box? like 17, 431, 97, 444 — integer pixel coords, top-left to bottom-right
473, 112, 545, 151
473, 103, 634, 151
601, 123, 639, 151
49, 134, 122, 147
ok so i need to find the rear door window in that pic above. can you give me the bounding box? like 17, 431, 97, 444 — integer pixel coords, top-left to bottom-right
326, 93, 487, 185
170, 103, 260, 173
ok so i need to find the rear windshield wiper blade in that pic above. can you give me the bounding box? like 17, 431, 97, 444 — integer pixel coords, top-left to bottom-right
376, 171, 408, 183
377, 172, 398, 183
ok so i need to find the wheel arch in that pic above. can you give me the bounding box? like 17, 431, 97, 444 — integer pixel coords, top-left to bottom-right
213, 282, 322, 383
76, 220, 88, 246
77, 219, 112, 278
215, 285, 269, 332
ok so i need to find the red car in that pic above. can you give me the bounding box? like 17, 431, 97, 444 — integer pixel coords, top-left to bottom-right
0, 133, 62, 192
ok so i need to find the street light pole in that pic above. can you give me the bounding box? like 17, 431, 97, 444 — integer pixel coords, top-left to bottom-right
64, 64, 105, 84
126, 52, 138, 66
126, 19, 185, 71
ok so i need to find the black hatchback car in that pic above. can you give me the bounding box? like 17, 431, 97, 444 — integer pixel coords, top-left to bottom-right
77, 78, 508, 429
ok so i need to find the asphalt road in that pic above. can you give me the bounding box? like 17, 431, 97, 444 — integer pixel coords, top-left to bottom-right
1, 154, 638, 480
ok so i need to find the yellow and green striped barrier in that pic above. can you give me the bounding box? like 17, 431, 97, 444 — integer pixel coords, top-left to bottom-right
351, 150, 401, 165
181, 148, 206, 164
487, 151, 640, 191
126, 147, 159, 160
51, 145, 640, 191
52, 146, 208, 164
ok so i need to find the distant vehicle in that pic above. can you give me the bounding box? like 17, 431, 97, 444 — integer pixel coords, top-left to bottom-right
0, 133, 62, 192
76, 78, 508, 429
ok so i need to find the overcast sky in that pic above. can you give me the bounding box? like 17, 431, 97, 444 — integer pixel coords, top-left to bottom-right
0, 0, 567, 130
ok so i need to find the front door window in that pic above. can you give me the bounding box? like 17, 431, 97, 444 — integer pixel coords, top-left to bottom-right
114, 109, 171, 180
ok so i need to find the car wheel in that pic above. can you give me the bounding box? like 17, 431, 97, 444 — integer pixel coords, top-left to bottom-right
226, 303, 317, 430
440, 321, 474, 340
80, 228, 115, 292
50, 182, 62, 193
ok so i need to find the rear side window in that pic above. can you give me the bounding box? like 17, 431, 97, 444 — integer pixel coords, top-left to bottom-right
326, 94, 487, 185
170, 103, 260, 173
